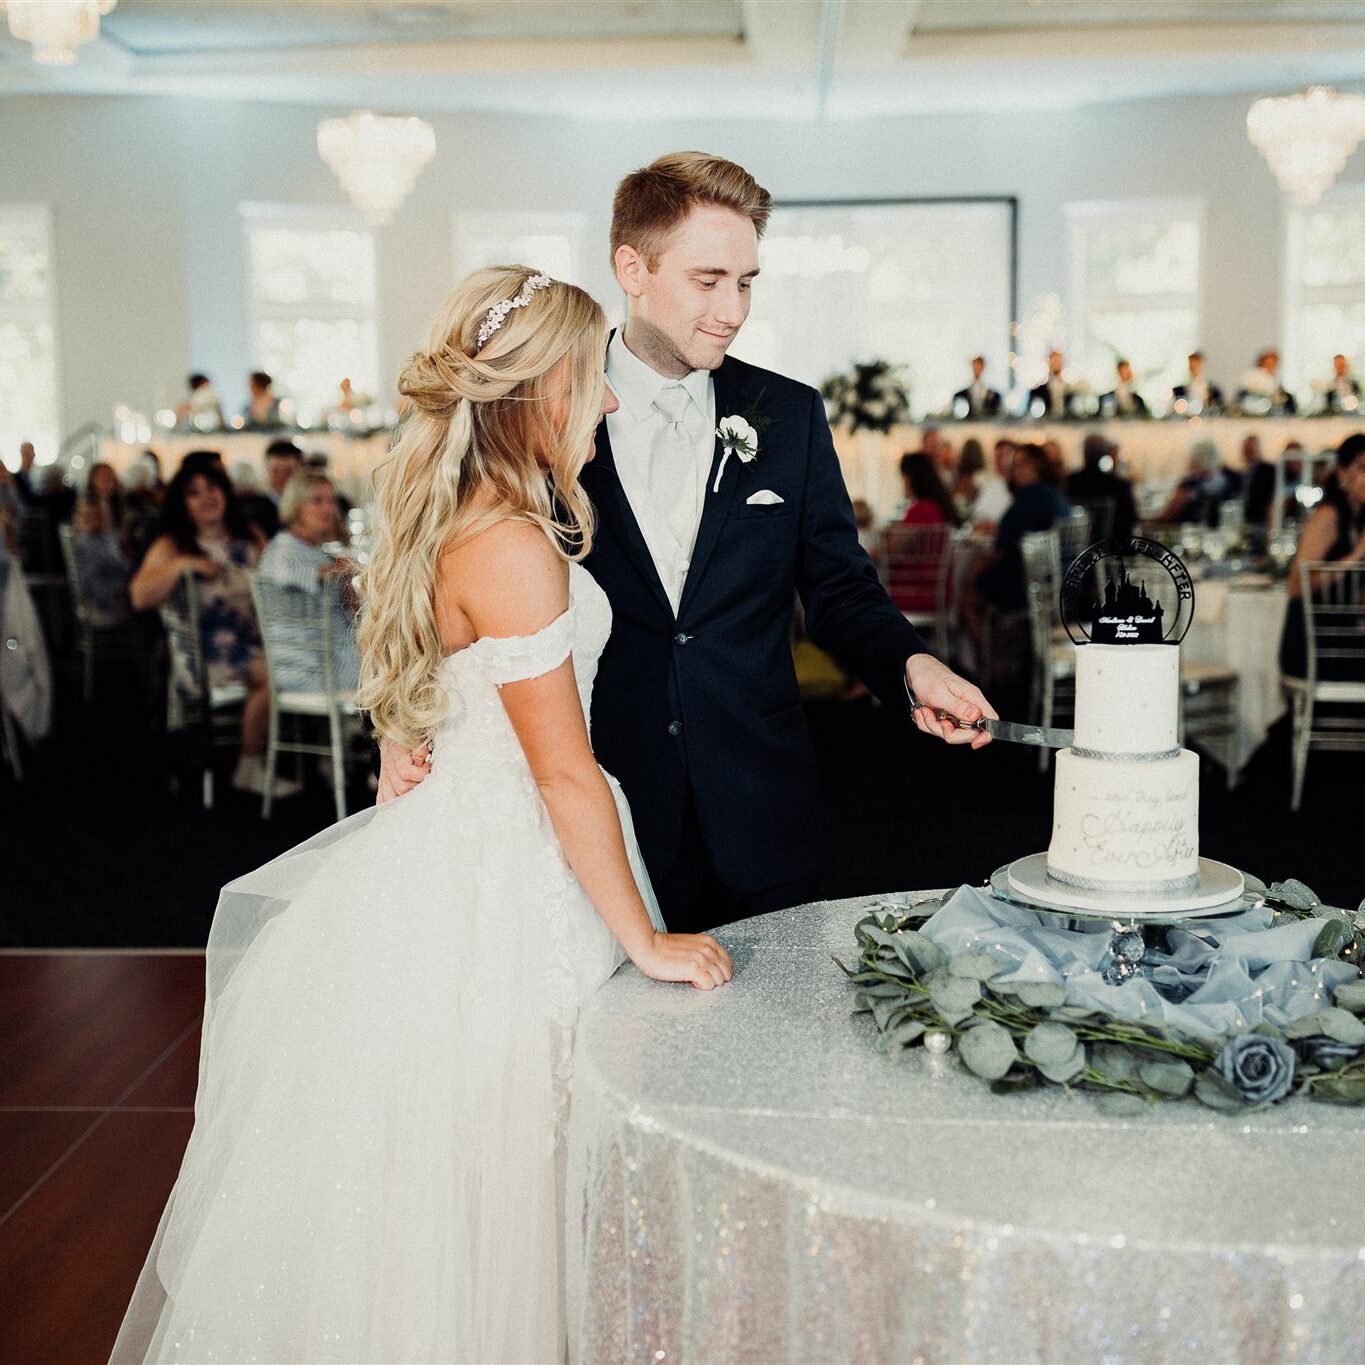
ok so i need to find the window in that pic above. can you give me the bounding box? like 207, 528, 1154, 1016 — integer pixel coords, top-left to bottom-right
0, 205, 60, 469
1066, 199, 1202, 405
728, 199, 1015, 418
1285, 186, 1365, 396
242, 204, 379, 422
453, 211, 588, 287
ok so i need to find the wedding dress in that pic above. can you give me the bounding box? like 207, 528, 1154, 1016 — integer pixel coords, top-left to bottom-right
112, 562, 665, 1364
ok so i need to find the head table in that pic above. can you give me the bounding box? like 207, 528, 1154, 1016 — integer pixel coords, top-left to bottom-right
566, 893, 1365, 1365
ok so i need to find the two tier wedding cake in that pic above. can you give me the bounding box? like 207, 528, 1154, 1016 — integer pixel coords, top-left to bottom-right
1045, 643, 1200, 894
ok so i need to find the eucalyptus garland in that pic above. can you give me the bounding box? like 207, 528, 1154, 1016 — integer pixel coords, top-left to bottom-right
838, 879, 1365, 1113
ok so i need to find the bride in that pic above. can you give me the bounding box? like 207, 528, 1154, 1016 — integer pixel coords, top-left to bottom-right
112, 267, 733, 1364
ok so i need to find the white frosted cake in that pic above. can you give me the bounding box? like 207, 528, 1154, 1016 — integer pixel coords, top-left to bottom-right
1046, 643, 1200, 894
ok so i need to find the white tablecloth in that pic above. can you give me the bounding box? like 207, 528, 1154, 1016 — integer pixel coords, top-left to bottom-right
1184, 577, 1289, 769
567, 894, 1365, 1364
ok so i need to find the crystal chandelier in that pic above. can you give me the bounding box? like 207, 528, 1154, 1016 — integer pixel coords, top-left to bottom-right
317, 111, 436, 227
1, 0, 116, 66
1247, 86, 1365, 207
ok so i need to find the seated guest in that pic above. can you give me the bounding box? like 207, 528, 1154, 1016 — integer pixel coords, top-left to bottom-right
1065, 433, 1137, 541
850, 498, 878, 563
1171, 351, 1224, 413
176, 373, 224, 429
1237, 349, 1296, 414
920, 426, 956, 481
232, 459, 281, 539
951, 356, 1001, 419
952, 437, 987, 514
1099, 359, 1149, 418
72, 466, 132, 619
1041, 438, 1066, 488
889, 453, 958, 612
970, 438, 1016, 530
1322, 352, 1361, 413
264, 439, 304, 521
1156, 440, 1229, 525
1242, 433, 1276, 534
331, 376, 375, 416
974, 443, 1072, 611
130, 464, 294, 799
257, 471, 360, 695
13, 441, 38, 506
243, 371, 282, 430
1279, 433, 1365, 680
1026, 349, 1076, 418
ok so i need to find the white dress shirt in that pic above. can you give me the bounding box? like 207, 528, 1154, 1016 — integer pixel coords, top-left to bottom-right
604, 330, 716, 614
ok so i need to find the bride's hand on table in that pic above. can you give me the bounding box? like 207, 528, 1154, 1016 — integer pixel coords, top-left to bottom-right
633, 931, 734, 990
376, 738, 432, 804
905, 653, 998, 748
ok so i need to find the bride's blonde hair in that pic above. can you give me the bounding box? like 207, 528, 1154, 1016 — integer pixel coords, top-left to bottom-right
357, 266, 607, 746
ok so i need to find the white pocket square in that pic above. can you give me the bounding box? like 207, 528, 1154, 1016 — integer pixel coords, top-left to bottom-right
746, 489, 784, 506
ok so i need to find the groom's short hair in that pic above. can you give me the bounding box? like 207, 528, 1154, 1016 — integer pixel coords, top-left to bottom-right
611, 152, 772, 270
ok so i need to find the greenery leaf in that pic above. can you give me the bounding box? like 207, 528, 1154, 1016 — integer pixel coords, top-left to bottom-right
1315, 1006, 1365, 1044
1024, 1022, 1079, 1068
894, 931, 947, 977
1284, 1010, 1331, 1039
959, 1020, 1019, 1080
949, 950, 1004, 981
1313, 920, 1353, 959
1334, 980, 1365, 1014
888, 1017, 927, 1048
1094, 1091, 1149, 1117
1311, 1069, 1365, 1104
1269, 879, 1321, 911
927, 971, 981, 1026
990, 1070, 1039, 1095
1138, 1058, 1195, 1097
1093, 1044, 1141, 1081
1194, 1071, 1245, 1111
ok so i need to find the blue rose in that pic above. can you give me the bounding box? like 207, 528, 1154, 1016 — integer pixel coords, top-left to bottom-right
1215, 1034, 1296, 1105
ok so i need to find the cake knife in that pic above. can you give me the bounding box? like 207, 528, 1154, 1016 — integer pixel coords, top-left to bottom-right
906, 687, 1074, 748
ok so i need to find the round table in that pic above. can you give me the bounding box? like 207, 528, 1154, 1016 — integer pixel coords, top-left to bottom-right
566, 894, 1365, 1364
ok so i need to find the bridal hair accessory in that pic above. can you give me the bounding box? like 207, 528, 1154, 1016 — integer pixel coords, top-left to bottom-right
475, 273, 554, 350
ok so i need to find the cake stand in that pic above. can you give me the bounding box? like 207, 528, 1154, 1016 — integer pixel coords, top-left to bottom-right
990, 856, 1264, 984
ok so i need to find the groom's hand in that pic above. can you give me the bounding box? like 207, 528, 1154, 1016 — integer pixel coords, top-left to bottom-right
905, 653, 997, 749
376, 738, 432, 804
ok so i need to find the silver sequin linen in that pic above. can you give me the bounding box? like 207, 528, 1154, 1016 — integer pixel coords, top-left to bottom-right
566, 893, 1365, 1364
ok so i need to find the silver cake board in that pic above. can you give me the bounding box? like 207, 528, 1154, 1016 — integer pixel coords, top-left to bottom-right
997, 854, 1255, 924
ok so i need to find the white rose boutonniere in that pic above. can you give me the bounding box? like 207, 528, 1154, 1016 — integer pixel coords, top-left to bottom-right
713, 414, 759, 494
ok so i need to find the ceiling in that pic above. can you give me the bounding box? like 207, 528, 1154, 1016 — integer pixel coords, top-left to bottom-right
2, 0, 1365, 120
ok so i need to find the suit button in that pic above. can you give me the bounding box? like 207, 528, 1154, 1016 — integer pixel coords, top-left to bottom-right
674, 632, 688, 645
667, 721, 682, 736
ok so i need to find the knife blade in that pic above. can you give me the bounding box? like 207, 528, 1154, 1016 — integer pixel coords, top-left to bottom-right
905, 685, 1073, 748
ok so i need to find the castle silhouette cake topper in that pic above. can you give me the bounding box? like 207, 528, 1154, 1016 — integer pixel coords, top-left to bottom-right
1060, 536, 1195, 646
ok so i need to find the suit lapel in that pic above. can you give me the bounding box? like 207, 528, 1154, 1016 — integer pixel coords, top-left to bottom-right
678, 357, 745, 620
581, 418, 674, 620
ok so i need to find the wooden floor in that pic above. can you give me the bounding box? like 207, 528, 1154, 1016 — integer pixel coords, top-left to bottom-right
0, 952, 205, 1364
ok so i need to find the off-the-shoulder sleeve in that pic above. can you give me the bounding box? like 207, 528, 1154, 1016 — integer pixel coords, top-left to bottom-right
472, 603, 577, 686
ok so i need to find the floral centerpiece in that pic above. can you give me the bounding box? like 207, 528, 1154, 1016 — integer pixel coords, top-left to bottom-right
839, 878, 1365, 1113
820, 359, 911, 434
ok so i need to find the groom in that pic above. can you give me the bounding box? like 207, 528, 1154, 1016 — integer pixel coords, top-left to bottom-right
387, 152, 996, 933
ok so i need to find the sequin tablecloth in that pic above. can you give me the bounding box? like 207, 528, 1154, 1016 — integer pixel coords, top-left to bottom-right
565, 893, 1365, 1365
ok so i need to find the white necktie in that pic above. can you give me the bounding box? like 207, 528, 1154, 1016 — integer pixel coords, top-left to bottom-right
650, 384, 699, 559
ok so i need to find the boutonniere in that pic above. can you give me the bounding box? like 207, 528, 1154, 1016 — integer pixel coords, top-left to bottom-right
712, 392, 775, 493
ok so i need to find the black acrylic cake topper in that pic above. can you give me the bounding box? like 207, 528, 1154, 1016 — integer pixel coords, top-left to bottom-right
1060, 537, 1195, 646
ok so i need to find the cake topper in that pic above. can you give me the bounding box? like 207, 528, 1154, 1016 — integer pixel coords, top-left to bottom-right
1060, 536, 1195, 646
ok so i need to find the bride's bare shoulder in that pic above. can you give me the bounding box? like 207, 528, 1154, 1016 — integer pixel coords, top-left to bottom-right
438, 518, 569, 639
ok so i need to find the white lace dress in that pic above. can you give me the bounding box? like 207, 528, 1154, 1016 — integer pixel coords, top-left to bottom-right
113, 563, 665, 1364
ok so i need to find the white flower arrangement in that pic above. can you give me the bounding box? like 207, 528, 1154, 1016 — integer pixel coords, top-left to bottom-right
820, 359, 911, 434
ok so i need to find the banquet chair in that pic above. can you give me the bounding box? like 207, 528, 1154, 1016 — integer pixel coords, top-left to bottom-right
1069, 496, 1115, 545
1057, 507, 1094, 570
159, 569, 247, 809
879, 522, 952, 658
1283, 561, 1365, 812
56, 524, 142, 703
1178, 662, 1239, 788
1021, 529, 1076, 772
249, 573, 362, 822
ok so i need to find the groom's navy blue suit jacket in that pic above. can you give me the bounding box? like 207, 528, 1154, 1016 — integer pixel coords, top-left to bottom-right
580, 349, 929, 894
